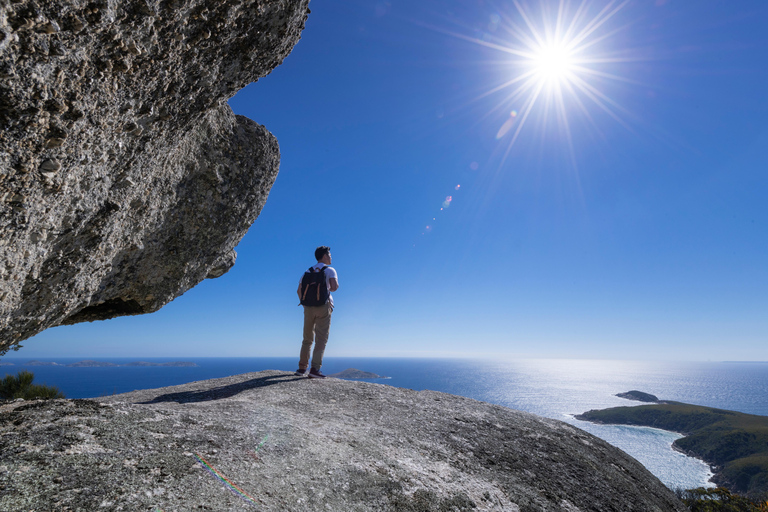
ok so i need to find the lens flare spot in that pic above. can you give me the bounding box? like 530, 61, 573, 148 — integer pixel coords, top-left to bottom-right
469, 162, 479, 171
375, 1, 391, 17
488, 13, 501, 32
194, 453, 257, 505
455, 184, 461, 190
496, 116, 517, 140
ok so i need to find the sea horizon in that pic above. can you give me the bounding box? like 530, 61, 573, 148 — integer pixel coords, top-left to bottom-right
5, 354, 768, 360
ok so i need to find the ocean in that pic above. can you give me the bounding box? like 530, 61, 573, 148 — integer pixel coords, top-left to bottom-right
3, 356, 768, 491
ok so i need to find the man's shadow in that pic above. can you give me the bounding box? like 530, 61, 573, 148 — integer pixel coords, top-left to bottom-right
138, 373, 301, 404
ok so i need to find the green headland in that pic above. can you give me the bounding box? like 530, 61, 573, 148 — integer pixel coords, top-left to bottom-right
576, 394, 768, 498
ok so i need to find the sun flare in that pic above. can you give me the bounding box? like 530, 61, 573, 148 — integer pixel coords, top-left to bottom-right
531, 42, 576, 84
446, 0, 634, 161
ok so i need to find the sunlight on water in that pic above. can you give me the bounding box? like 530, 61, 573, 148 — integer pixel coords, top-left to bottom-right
462, 358, 768, 490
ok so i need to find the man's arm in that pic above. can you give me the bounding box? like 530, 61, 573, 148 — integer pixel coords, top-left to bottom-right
329, 278, 339, 292
297, 283, 302, 300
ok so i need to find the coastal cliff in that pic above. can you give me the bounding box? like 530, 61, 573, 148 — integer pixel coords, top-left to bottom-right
0, 0, 309, 352
0, 371, 686, 511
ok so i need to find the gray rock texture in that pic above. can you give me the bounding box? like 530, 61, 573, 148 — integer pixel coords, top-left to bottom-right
0, 370, 687, 511
0, 0, 310, 352
329, 367, 387, 379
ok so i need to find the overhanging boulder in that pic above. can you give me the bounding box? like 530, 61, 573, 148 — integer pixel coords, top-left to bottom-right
0, 0, 310, 352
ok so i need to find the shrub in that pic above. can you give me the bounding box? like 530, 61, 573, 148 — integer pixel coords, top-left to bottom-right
0, 370, 65, 400
675, 487, 768, 512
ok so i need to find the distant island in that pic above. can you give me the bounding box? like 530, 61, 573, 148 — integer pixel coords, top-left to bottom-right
615, 390, 661, 403
67, 360, 120, 367
576, 391, 768, 498
5, 360, 199, 368
328, 368, 388, 379
124, 361, 198, 367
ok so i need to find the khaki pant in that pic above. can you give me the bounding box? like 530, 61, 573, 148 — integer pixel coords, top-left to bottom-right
299, 303, 333, 370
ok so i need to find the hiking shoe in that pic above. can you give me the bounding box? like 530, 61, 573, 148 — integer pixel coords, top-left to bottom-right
294, 368, 308, 377
308, 368, 327, 379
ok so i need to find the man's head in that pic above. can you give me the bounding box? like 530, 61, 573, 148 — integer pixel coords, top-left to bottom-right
315, 246, 331, 264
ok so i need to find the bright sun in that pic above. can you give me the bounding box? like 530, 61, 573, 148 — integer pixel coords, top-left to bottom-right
531, 43, 575, 84
449, 0, 633, 156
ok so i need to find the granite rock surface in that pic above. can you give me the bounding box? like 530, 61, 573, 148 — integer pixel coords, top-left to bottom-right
0, 370, 687, 511
0, 0, 310, 352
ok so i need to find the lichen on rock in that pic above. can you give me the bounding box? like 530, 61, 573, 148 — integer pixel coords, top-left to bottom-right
0, 0, 310, 352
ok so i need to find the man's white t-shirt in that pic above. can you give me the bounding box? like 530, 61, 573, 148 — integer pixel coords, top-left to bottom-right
299, 262, 338, 307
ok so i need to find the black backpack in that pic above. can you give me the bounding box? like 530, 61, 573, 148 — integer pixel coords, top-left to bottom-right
299, 266, 329, 306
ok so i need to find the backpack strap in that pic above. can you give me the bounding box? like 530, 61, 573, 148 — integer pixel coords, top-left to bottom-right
317, 266, 327, 302
301, 267, 316, 302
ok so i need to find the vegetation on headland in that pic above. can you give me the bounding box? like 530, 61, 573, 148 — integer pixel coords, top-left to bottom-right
0, 370, 65, 400
675, 488, 768, 511
577, 401, 768, 498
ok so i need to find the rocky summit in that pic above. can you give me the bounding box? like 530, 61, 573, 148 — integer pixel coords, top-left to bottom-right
0, 0, 310, 352
0, 370, 686, 511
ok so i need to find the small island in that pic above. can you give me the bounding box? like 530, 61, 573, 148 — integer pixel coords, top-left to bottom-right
9, 360, 200, 368
67, 360, 120, 367
576, 391, 768, 498
124, 361, 198, 367
328, 368, 388, 379
615, 390, 660, 403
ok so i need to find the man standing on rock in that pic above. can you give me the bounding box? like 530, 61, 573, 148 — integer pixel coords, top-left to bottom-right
295, 246, 338, 379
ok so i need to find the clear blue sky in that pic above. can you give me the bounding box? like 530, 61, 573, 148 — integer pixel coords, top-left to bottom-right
16, 0, 768, 361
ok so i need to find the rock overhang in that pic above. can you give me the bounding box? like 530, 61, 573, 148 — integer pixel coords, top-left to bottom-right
0, 0, 311, 352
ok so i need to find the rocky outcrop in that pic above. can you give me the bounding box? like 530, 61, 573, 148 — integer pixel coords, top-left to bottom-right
0, 371, 687, 511
0, 0, 310, 352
